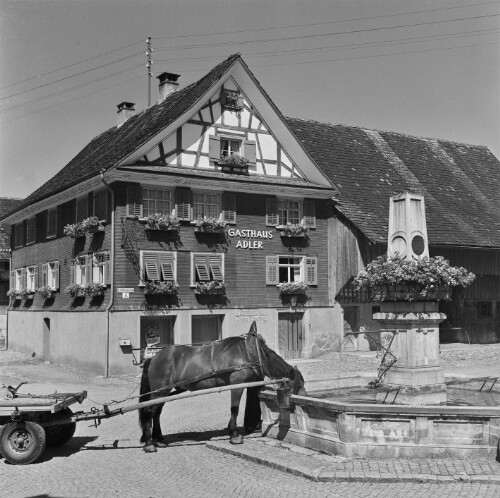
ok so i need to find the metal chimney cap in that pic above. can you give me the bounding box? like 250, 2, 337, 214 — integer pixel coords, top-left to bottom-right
157, 72, 180, 85
117, 102, 136, 111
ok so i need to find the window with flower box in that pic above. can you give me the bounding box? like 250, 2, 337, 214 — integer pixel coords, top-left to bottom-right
139, 251, 177, 285
15, 268, 26, 291
92, 252, 111, 284
70, 256, 91, 285
265, 197, 316, 228
208, 135, 256, 168
26, 266, 37, 292
193, 191, 221, 220
47, 207, 57, 238
266, 255, 317, 285
143, 187, 172, 217
40, 261, 59, 289
191, 253, 224, 285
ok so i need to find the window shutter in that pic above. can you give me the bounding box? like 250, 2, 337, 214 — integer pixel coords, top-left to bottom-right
194, 254, 210, 281
266, 197, 279, 226
144, 251, 160, 281
47, 208, 57, 237
94, 190, 107, 222
175, 188, 192, 221
70, 261, 75, 285
53, 262, 60, 290
159, 252, 175, 281
244, 140, 256, 166
33, 265, 38, 289
126, 185, 143, 218
303, 200, 316, 228
104, 253, 111, 285
85, 255, 93, 285
304, 257, 318, 286
76, 196, 89, 221
209, 254, 224, 281
266, 256, 279, 285
21, 268, 27, 288
222, 194, 236, 223
10, 270, 14, 290
209, 136, 220, 161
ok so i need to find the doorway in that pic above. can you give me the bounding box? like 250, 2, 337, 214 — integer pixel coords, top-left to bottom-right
278, 312, 304, 359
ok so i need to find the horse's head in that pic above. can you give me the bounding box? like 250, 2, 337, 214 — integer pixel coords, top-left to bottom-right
291, 366, 307, 396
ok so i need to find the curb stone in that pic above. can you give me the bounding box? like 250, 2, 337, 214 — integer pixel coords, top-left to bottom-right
206, 438, 500, 484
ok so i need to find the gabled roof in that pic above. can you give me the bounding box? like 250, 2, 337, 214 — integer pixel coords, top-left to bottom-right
286, 117, 500, 248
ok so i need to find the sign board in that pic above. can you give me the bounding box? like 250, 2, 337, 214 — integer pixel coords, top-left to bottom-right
117, 288, 134, 293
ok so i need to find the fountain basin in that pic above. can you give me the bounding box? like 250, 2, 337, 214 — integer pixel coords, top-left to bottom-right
260, 384, 500, 459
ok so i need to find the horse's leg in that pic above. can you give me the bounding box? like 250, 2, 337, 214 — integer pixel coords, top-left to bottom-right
228, 388, 244, 445
139, 406, 157, 453
244, 386, 262, 433
152, 403, 168, 448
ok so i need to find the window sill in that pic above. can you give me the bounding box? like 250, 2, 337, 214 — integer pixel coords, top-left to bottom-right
46, 234, 57, 240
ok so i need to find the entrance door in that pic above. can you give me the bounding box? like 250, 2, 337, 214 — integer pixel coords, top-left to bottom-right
278, 312, 304, 359
140, 316, 175, 350
42, 318, 50, 362
192, 315, 222, 344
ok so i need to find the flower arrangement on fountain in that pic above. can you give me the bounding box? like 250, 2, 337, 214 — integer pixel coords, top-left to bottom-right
64, 216, 104, 237
144, 280, 179, 295
218, 154, 249, 169
36, 286, 57, 299
353, 254, 475, 302
194, 216, 227, 232
280, 221, 309, 237
194, 280, 226, 295
145, 213, 180, 231
83, 282, 107, 297
276, 281, 309, 295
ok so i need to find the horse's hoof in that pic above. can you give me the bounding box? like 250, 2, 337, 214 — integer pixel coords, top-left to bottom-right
154, 440, 169, 448
143, 444, 157, 453
230, 435, 244, 445
244, 425, 261, 434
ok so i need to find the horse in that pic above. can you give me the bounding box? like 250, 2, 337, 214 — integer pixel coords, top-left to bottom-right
138, 322, 306, 453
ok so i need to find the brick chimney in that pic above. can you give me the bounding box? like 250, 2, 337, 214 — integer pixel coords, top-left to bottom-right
116, 102, 135, 128
157, 72, 180, 102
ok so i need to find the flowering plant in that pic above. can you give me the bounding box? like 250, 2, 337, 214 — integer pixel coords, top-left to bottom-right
281, 221, 309, 237
83, 282, 107, 297
218, 154, 249, 169
65, 284, 85, 298
222, 90, 242, 110
353, 254, 475, 301
36, 286, 57, 299
194, 281, 226, 295
145, 213, 180, 231
144, 280, 179, 295
194, 217, 227, 232
6, 288, 22, 300
276, 282, 309, 295
63, 223, 85, 238
64, 216, 104, 237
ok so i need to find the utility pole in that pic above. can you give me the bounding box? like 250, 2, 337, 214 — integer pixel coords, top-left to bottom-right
146, 37, 153, 107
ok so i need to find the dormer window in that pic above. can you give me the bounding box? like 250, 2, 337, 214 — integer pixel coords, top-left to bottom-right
221, 138, 241, 158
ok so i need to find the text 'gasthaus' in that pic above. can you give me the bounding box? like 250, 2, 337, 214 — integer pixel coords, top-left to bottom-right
227, 229, 273, 249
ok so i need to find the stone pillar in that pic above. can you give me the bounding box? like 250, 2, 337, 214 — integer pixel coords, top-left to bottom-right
373, 301, 447, 405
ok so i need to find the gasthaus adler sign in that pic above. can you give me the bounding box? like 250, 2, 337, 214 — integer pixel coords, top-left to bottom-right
227, 228, 273, 249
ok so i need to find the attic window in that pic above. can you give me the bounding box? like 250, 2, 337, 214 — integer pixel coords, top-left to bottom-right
220, 89, 242, 111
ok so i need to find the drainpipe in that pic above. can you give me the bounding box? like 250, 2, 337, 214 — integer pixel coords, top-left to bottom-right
100, 169, 115, 377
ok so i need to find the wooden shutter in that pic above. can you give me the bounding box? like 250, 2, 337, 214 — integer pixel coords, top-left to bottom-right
53, 261, 60, 289
85, 255, 92, 285
10, 270, 14, 290
175, 188, 192, 221
244, 140, 256, 166
94, 189, 107, 222
266, 197, 279, 226
143, 251, 160, 281
194, 254, 210, 281
104, 253, 111, 285
47, 208, 57, 237
159, 252, 175, 281
33, 266, 38, 289
209, 254, 224, 281
266, 256, 279, 285
303, 257, 318, 286
222, 194, 236, 223
209, 136, 220, 161
70, 261, 75, 285
126, 185, 143, 218
20, 268, 27, 289
38, 264, 45, 288
303, 200, 316, 228
76, 196, 89, 221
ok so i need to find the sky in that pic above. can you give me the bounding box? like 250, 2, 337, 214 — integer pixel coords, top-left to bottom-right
0, 0, 499, 200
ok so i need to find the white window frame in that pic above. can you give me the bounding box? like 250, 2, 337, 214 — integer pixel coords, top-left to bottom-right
192, 191, 221, 220
46, 261, 59, 289
278, 198, 301, 226
191, 253, 224, 286
142, 186, 173, 218
220, 136, 242, 158
278, 256, 303, 283
75, 256, 87, 285
266, 255, 318, 286
139, 250, 177, 286
15, 269, 25, 291
92, 252, 108, 284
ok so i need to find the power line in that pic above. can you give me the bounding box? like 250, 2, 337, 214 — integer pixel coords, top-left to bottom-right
0, 39, 143, 90
154, 12, 500, 52
1, 52, 143, 101
0, 65, 143, 113
152, 1, 500, 41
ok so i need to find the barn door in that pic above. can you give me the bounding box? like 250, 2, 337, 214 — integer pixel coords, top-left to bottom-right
192, 315, 222, 344
278, 312, 304, 359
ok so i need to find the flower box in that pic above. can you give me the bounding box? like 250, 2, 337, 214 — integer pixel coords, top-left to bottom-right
84, 283, 107, 297
6, 289, 22, 300
276, 282, 309, 295
277, 222, 309, 238
144, 213, 180, 231
36, 286, 57, 299
218, 154, 249, 173
64, 217, 105, 238
194, 281, 226, 295
354, 255, 475, 302
144, 281, 179, 295
193, 217, 227, 233
64, 284, 86, 298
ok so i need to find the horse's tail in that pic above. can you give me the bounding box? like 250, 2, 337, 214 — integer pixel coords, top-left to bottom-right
138, 358, 152, 442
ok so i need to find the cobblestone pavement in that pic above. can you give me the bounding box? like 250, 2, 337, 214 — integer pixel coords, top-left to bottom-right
1, 347, 500, 498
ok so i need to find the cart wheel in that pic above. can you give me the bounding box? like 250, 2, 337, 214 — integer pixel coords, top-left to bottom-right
0, 421, 47, 465
45, 409, 76, 447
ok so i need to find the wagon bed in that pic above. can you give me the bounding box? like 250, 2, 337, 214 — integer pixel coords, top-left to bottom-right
0, 391, 87, 415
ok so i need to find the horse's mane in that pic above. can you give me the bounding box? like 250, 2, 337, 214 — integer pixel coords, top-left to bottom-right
258, 339, 295, 380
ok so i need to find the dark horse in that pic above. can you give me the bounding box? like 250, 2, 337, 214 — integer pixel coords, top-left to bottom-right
138, 322, 306, 452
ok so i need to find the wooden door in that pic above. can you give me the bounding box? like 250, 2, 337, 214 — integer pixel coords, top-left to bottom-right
192, 315, 222, 344
278, 312, 304, 359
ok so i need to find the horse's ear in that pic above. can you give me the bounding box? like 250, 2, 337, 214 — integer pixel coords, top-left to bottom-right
293, 365, 298, 370
248, 321, 257, 336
